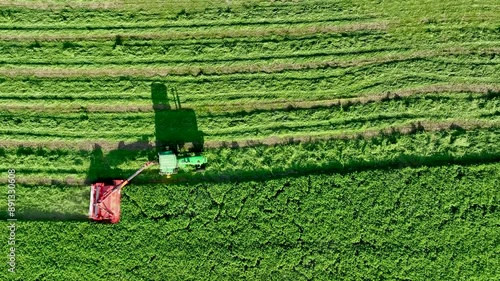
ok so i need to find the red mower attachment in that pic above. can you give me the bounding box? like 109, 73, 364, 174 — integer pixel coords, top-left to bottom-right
89, 180, 124, 223
89, 161, 156, 223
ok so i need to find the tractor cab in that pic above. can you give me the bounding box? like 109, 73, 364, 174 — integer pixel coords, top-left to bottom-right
158, 150, 207, 178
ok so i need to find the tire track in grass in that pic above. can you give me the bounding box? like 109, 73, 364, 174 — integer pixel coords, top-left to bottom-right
201, 94, 500, 130
1, 91, 496, 144
0, 59, 494, 105
0, 128, 154, 140
0, 111, 469, 143
193, 83, 500, 113
0, 47, 490, 85
0, 0, 246, 10
0, 0, 346, 13
0, 139, 151, 152
0, 69, 494, 107
0, 93, 152, 101
0, 46, 495, 78
0, 46, 403, 66
0, 0, 122, 9
0, 103, 152, 112
0, 29, 389, 53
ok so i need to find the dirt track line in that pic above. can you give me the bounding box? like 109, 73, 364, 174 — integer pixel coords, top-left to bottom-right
0, 119, 497, 152
1, 83, 497, 113
0, 46, 494, 78
0, 0, 122, 9
0, 21, 388, 41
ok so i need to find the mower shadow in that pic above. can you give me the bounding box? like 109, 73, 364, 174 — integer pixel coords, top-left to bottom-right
10, 83, 204, 222
85, 143, 154, 184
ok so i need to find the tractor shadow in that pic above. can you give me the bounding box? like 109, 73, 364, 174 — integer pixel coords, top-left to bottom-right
85, 82, 204, 184
151, 82, 204, 153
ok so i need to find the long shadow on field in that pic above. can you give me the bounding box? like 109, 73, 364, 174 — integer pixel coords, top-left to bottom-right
168, 150, 500, 185
10, 83, 204, 223
0, 211, 88, 222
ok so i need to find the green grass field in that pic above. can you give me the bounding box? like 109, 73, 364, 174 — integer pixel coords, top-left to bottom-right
0, 0, 498, 280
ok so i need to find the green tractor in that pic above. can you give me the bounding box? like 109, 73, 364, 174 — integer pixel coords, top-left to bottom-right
158, 151, 207, 178
151, 83, 207, 177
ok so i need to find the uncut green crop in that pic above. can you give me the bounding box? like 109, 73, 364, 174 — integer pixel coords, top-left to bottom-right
1, 163, 498, 280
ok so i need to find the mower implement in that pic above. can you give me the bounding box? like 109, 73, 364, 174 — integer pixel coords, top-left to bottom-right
89, 161, 156, 223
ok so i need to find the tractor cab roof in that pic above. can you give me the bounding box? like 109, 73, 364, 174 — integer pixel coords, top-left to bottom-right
158, 151, 177, 175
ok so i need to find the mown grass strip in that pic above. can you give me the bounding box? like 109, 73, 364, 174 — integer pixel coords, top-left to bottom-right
0, 46, 404, 66
1, 95, 497, 142
0, 119, 497, 152
0, 14, 371, 31
0, 21, 389, 41
0, 46, 496, 78
0, 83, 497, 113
